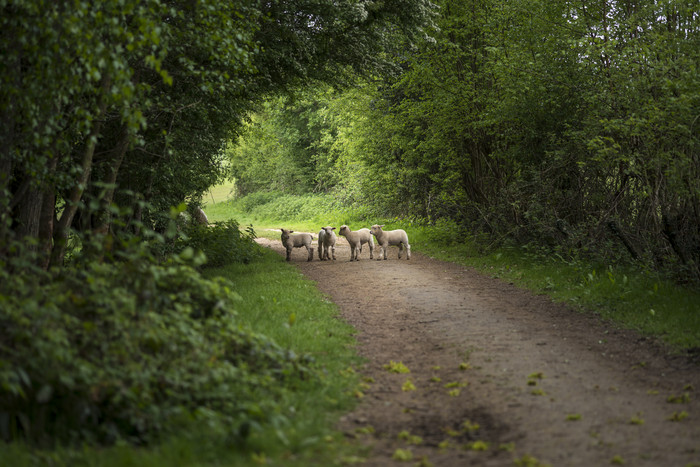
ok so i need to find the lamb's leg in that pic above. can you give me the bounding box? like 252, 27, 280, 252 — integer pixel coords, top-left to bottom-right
318, 245, 324, 260
331, 246, 336, 260
286, 247, 292, 261
369, 241, 374, 259
406, 244, 411, 260
307, 246, 314, 261
398, 243, 403, 259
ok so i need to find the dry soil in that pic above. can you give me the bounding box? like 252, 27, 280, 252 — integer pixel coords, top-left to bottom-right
258, 234, 700, 467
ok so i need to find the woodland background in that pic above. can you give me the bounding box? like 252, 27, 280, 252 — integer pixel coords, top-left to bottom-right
1, 0, 698, 456
230, 0, 700, 283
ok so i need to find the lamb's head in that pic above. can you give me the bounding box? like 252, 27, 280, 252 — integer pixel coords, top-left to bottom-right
321, 226, 336, 235
370, 224, 385, 236
339, 225, 350, 236
280, 228, 294, 240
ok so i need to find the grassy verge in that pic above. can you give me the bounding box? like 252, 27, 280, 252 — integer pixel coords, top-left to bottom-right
203, 189, 700, 351
200, 248, 365, 465
4, 247, 364, 467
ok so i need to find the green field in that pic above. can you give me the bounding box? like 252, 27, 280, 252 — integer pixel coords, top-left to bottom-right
204, 181, 237, 206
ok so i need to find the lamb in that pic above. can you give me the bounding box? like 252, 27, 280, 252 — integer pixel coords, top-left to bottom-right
338, 225, 375, 261
193, 207, 209, 225
370, 224, 411, 260
317, 226, 337, 261
280, 229, 314, 262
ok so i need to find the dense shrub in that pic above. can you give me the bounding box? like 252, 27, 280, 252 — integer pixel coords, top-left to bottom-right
251, 194, 341, 223
0, 249, 313, 446
234, 191, 284, 213
172, 219, 260, 267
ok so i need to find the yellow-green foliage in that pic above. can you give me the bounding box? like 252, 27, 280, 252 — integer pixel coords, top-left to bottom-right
466, 440, 489, 451
384, 361, 411, 373
392, 448, 414, 461
402, 380, 417, 392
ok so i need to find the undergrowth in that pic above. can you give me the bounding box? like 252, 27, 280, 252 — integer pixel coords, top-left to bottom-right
1, 215, 363, 465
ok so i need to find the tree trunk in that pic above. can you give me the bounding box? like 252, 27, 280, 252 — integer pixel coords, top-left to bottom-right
94, 125, 130, 236
49, 76, 111, 268
0, 156, 13, 254
15, 182, 43, 246
38, 156, 59, 270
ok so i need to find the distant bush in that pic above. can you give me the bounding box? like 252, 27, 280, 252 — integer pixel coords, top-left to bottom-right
421, 218, 468, 246
235, 191, 283, 213
172, 219, 260, 267
0, 249, 313, 446
248, 193, 341, 223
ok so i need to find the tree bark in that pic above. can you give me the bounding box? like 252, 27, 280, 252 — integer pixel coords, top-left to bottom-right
94, 125, 130, 236
607, 220, 640, 260
49, 76, 111, 268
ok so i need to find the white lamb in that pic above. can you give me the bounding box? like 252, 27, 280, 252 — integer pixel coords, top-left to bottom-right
338, 225, 375, 261
370, 224, 411, 260
280, 229, 314, 262
318, 226, 337, 261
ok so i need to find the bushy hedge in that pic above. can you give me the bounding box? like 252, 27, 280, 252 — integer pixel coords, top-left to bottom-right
234, 191, 284, 213
0, 249, 313, 446
172, 219, 260, 267
231, 192, 357, 224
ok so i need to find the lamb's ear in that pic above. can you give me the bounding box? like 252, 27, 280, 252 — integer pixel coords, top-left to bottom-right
331, 227, 336, 230
379, 225, 385, 228
290, 230, 295, 233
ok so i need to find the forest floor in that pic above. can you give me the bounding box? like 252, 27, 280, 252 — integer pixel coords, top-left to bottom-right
257, 235, 700, 467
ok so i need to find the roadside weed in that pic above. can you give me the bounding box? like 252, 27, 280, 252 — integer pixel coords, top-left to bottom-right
667, 393, 691, 404
466, 440, 490, 451
514, 454, 551, 467
384, 361, 411, 373
667, 411, 689, 422
462, 420, 480, 433
628, 415, 645, 425
397, 431, 423, 445
392, 448, 413, 461
611, 454, 625, 464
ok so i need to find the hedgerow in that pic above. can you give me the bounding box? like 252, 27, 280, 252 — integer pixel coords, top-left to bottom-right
171, 219, 260, 267
0, 246, 313, 446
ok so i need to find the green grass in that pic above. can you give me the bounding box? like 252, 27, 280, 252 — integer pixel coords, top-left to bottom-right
202, 187, 378, 235
203, 180, 237, 206
4, 248, 365, 467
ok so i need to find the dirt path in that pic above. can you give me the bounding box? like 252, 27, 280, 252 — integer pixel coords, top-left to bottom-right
259, 235, 700, 466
